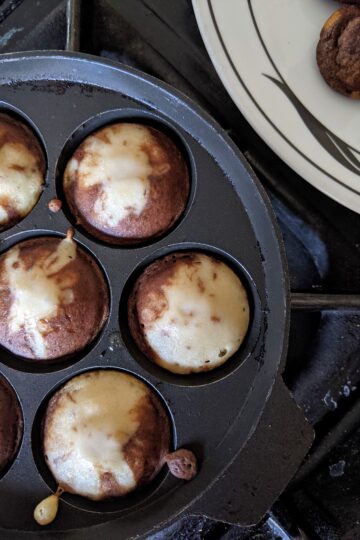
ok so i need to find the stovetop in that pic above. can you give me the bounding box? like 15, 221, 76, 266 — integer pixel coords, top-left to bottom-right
1, 1, 360, 538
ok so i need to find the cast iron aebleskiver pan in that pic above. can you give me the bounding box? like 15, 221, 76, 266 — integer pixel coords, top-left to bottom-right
0, 52, 313, 538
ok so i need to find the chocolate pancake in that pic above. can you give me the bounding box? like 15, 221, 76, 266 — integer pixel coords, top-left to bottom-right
0, 376, 22, 474
0, 113, 45, 231
128, 252, 250, 374
0, 233, 109, 361
43, 370, 170, 500
63, 123, 189, 244
317, 6, 360, 98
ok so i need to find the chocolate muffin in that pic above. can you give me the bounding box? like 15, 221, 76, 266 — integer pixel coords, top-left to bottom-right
128, 252, 250, 374
0, 376, 22, 474
317, 6, 360, 98
43, 370, 170, 500
0, 232, 109, 360
63, 123, 189, 244
0, 113, 45, 231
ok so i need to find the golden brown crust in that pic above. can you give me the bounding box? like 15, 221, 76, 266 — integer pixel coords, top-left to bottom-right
128, 252, 198, 363
0, 377, 22, 473
63, 123, 189, 244
0, 113, 45, 176
0, 237, 109, 360
317, 6, 360, 98
123, 393, 171, 487
98, 472, 129, 498
0, 113, 45, 230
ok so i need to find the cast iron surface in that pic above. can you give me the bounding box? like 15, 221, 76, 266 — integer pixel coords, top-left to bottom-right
0, 51, 312, 538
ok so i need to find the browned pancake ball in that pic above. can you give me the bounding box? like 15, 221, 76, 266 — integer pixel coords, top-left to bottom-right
63, 123, 190, 244
43, 370, 170, 500
0, 376, 22, 474
0, 113, 45, 231
317, 6, 360, 98
0, 232, 109, 360
128, 252, 250, 374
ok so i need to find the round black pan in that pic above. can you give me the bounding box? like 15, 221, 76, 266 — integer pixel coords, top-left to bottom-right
0, 52, 313, 539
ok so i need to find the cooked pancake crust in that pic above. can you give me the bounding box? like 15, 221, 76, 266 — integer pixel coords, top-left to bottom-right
43, 370, 170, 500
0, 376, 22, 474
128, 252, 250, 374
0, 236, 109, 360
0, 113, 45, 230
63, 123, 189, 244
317, 6, 360, 98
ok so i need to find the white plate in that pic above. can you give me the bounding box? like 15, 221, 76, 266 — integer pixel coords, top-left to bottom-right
193, 0, 360, 213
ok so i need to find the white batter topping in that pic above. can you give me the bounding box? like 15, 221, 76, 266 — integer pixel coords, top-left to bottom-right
44, 371, 149, 499
0, 141, 43, 225
143, 254, 250, 374
4, 236, 76, 358
65, 124, 155, 228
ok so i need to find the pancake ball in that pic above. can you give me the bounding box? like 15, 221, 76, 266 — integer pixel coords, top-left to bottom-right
0, 232, 109, 360
63, 123, 189, 244
317, 6, 360, 98
128, 252, 250, 374
43, 370, 171, 500
0, 376, 22, 474
0, 113, 45, 231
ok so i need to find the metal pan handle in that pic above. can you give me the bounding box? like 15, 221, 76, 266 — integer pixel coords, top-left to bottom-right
188, 377, 314, 526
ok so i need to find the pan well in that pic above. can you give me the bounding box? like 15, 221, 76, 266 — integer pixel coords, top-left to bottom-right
31, 368, 175, 513
120, 243, 262, 387
0, 107, 47, 232
56, 110, 195, 248
0, 231, 111, 373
